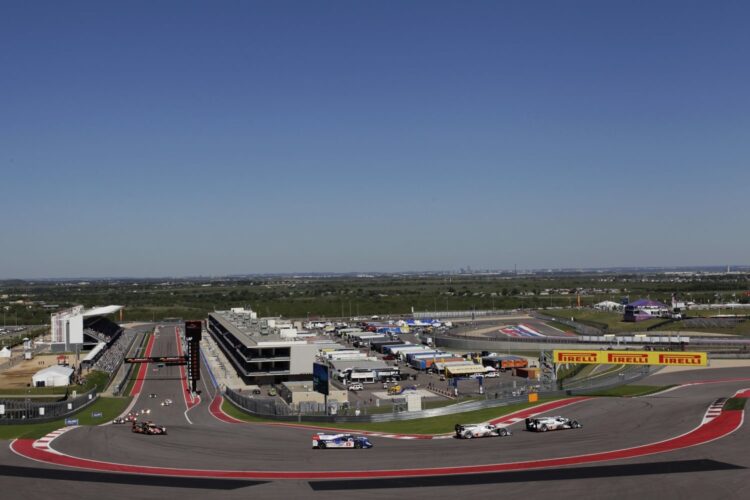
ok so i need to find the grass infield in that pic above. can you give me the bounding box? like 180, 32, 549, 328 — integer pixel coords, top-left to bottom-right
723, 398, 747, 411
0, 396, 132, 440
221, 397, 564, 435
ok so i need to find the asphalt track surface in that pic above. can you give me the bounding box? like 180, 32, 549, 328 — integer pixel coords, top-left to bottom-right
1, 325, 749, 499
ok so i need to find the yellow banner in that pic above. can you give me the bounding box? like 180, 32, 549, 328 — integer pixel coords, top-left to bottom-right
553, 350, 707, 366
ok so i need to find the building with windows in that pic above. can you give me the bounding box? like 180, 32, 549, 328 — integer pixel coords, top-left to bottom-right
207, 308, 338, 385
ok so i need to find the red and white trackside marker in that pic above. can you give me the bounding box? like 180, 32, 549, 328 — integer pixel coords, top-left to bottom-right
129, 334, 157, 397
10, 392, 746, 480
702, 398, 727, 424
32, 427, 76, 451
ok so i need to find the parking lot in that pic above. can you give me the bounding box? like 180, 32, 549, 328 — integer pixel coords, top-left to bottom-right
332, 331, 544, 409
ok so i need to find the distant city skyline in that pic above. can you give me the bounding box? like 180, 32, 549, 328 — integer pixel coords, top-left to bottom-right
2, 1, 748, 279
3, 264, 749, 282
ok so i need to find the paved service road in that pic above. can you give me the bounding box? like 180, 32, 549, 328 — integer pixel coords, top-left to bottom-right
1, 326, 748, 499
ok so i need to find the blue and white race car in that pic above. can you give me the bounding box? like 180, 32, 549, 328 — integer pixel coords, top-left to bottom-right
312, 433, 373, 449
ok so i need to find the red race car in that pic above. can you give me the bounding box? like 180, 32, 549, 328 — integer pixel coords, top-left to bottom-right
131, 421, 167, 435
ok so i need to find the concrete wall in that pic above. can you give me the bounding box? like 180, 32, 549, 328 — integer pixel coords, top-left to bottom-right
289, 343, 318, 375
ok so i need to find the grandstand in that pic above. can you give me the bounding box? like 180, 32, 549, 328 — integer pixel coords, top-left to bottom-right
50, 305, 124, 352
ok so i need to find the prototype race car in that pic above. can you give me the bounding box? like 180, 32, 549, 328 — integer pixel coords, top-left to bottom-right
525, 416, 582, 432
132, 421, 168, 435
455, 423, 511, 439
312, 433, 373, 449
161, 399, 173, 406
113, 412, 138, 424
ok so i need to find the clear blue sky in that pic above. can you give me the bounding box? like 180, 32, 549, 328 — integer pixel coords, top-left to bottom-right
1, 1, 748, 278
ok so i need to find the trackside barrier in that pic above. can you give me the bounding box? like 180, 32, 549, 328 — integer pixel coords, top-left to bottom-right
199, 346, 220, 389
0, 388, 98, 425
223, 362, 656, 424
106, 330, 140, 395
531, 312, 605, 335
414, 309, 524, 320
112, 330, 149, 396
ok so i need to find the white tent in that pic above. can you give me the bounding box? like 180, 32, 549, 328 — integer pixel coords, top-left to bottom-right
32, 366, 73, 387
0, 347, 11, 358
594, 301, 623, 312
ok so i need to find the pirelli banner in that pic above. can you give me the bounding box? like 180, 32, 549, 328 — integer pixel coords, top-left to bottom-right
553, 350, 707, 367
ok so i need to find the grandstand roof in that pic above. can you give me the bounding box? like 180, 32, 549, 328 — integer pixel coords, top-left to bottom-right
82, 305, 123, 317
83, 342, 107, 362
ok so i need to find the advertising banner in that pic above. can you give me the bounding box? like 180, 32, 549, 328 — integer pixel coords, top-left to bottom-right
313, 362, 329, 395
553, 350, 707, 366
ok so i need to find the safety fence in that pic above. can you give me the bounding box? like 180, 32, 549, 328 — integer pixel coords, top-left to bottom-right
225, 388, 293, 416
0, 388, 98, 425
414, 309, 523, 320
112, 330, 149, 396
200, 345, 220, 389
223, 364, 657, 424
560, 365, 657, 392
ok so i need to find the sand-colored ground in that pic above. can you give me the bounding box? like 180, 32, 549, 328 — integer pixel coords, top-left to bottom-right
0, 354, 73, 389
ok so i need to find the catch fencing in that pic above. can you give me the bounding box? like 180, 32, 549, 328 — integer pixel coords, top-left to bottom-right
112, 331, 148, 396
225, 388, 293, 417
223, 364, 657, 424
0, 388, 98, 425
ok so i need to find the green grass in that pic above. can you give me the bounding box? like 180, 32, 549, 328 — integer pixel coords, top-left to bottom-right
82, 370, 111, 393
651, 318, 750, 336
724, 398, 747, 411
544, 309, 664, 332
544, 320, 577, 334
586, 385, 673, 397
0, 396, 132, 440
222, 397, 562, 434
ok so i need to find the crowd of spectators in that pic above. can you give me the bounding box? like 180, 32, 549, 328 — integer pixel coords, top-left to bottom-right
91, 332, 132, 375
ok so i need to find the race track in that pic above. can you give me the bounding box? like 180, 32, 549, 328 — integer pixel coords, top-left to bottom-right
1, 325, 748, 499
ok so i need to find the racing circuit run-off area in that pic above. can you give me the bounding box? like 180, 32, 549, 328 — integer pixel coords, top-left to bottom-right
7, 323, 750, 482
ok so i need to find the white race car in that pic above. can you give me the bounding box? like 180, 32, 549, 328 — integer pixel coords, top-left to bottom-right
312, 433, 373, 449
525, 416, 582, 432
455, 423, 511, 439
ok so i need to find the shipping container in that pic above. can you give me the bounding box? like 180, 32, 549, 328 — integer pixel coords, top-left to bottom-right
513, 367, 540, 379
482, 355, 528, 371
410, 356, 463, 370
